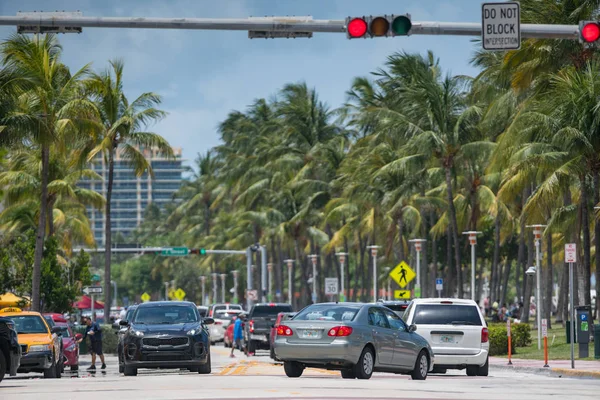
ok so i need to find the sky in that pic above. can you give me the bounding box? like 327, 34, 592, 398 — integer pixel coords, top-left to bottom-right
0, 0, 484, 170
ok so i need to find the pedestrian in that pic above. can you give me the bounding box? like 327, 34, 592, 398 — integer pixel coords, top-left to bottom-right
77, 316, 106, 371
230, 314, 244, 358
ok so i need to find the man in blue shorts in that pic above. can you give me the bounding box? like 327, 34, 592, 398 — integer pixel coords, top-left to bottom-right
230, 314, 244, 358
78, 316, 106, 371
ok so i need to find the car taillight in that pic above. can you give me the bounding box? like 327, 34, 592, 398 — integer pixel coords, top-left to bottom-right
327, 326, 353, 337
277, 325, 293, 336
481, 327, 489, 343
249, 320, 254, 333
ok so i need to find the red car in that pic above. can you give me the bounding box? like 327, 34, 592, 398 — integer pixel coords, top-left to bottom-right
269, 312, 295, 360
54, 322, 81, 371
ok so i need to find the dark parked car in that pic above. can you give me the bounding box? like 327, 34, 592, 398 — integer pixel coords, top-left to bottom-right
0, 316, 21, 383
377, 300, 411, 317
119, 301, 214, 376
117, 304, 138, 373
244, 303, 293, 355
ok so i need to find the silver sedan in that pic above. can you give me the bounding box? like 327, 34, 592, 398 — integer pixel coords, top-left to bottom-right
273, 302, 434, 380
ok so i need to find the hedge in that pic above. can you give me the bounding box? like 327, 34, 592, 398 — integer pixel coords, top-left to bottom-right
511, 323, 532, 347
72, 324, 119, 354
488, 324, 516, 356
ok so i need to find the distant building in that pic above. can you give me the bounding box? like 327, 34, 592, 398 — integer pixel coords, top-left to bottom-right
79, 146, 185, 245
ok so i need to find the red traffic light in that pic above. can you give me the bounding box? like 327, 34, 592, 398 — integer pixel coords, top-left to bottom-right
347, 18, 368, 38
582, 22, 600, 42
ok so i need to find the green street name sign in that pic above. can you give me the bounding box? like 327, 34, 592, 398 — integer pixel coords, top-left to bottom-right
161, 247, 189, 256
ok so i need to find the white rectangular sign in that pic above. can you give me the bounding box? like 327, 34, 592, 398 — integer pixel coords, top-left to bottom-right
83, 286, 103, 295
565, 243, 577, 263
542, 319, 548, 338
482, 2, 521, 50
325, 278, 339, 295
436, 278, 443, 291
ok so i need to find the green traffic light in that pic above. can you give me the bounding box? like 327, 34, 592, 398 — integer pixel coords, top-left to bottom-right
392, 16, 412, 35
200, 248, 206, 255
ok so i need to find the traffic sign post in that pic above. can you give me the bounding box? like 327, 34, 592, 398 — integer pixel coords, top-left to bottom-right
436, 278, 443, 297
389, 261, 416, 290
482, 1, 521, 50
394, 290, 411, 299
174, 288, 186, 301
246, 289, 258, 301
325, 277, 339, 299
542, 318, 549, 368
141, 292, 151, 302
507, 319, 512, 365
83, 286, 103, 295
566, 243, 576, 369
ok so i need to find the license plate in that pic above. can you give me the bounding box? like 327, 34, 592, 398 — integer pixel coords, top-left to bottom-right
301, 329, 321, 339
440, 335, 455, 343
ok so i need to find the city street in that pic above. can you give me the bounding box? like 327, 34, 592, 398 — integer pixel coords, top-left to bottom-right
3, 345, 599, 400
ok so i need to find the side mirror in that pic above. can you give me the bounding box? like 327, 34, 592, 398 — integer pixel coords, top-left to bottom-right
408, 324, 417, 333
119, 320, 129, 326
75, 333, 83, 340
203, 317, 215, 325
51, 326, 62, 335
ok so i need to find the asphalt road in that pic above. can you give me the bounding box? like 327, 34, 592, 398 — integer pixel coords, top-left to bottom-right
3, 344, 599, 400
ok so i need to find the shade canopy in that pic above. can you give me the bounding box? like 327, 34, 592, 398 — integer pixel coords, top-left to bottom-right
0, 292, 30, 308
73, 295, 104, 310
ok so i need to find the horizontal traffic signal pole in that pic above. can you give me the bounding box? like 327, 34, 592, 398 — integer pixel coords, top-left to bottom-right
0, 13, 581, 40
73, 247, 246, 255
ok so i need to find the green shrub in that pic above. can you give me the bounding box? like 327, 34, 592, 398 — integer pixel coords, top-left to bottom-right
72, 324, 119, 354
511, 323, 532, 347
488, 324, 516, 356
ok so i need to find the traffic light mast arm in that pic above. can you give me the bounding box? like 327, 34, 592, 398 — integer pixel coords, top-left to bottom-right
0, 14, 581, 40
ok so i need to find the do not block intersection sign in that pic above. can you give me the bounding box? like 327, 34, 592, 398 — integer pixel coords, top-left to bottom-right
482, 2, 521, 50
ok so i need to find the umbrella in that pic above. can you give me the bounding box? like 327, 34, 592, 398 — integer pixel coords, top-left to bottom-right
0, 292, 31, 308
72, 295, 104, 310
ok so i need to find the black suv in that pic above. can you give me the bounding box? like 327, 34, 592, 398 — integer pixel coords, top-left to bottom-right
117, 304, 138, 373
0, 316, 21, 383
119, 301, 214, 376
244, 303, 293, 355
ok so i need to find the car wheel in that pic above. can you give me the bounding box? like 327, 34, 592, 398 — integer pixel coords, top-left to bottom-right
43, 354, 58, 379
411, 350, 428, 381
198, 353, 211, 374
341, 369, 355, 379
0, 350, 6, 383
352, 347, 374, 380
283, 361, 304, 378
55, 358, 62, 379
466, 365, 478, 376
477, 357, 489, 377
248, 340, 256, 355
123, 366, 137, 376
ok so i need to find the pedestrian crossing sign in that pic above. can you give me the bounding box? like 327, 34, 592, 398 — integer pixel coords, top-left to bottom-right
389, 261, 415, 289
394, 290, 411, 299
174, 288, 186, 301
141, 292, 151, 302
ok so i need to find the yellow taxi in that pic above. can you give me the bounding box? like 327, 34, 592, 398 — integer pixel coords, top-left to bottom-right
0, 307, 62, 378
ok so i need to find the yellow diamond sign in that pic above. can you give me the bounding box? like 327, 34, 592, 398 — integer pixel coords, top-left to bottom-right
389, 261, 415, 289
141, 292, 151, 302
174, 288, 186, 301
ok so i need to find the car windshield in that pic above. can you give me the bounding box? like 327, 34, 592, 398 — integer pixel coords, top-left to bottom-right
294, 305, 360, 322
413, 304, 483, 326
133, 305, 198, 324
384, 304, 408, 312
215, 311, 240, 320
252, 305, 292, 317
10, 316, 49, 334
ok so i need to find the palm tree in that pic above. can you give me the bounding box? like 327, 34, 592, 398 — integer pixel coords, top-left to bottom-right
0, 34, 96, 311
83, 59, 172, 319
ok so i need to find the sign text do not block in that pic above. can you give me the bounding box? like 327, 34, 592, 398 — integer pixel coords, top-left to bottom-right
482, 2, 521, 50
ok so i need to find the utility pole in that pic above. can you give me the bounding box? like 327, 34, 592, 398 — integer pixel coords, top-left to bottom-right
200, 276, 206, 306
335, 252, 348, 302
308, 255, 319, 303
260, 245, 268, 303
246, 247, 252, 311
232, 270, 239, 304
211, 273, 217, 304
220, 273, 227, 303
284, 259, 294, 305
164, 282, 169, 301
463, 231, 482, 301
409, 239, 426, 298
527, 224, 547, 350
366, 245, 381, 302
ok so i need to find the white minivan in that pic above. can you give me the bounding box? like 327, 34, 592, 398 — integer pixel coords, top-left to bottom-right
403, 298, 489, 376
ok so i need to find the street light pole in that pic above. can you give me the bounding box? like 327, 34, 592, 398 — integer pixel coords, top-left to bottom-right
211, 273, 217, 304
367, 245, 381, 302
335, 252, 348, 302
527, 224, 547, 350
284, 259, 294, 305
232, 270, 239, 304
267, 263, 273, 302
220, 273, 227, 303
462, 231, 482, 301
200, 276, 206, 305
409, 239, 426, 298
164, 282, 169, 301
308, 255, 319, 303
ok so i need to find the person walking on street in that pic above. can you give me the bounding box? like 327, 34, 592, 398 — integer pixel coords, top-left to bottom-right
77, 316, 106, 371
230, 315, 244, 358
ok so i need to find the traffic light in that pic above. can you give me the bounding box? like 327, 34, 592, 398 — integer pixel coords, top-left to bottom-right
579, 21, 600, 44
189, 248, 207, 255
346, 14, 412, 39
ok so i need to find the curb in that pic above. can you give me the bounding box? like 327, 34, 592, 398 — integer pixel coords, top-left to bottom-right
490, 364, 600, 379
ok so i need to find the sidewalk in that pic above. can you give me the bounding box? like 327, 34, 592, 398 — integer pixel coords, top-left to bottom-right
490, 356, 600, 379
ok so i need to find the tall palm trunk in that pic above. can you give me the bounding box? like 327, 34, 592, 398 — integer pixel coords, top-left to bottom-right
445, 166, 462, 297
47, 196, 56, 236
491, 212, 501, 302
595, 170, 600, 320
501, 257, 512, 306
397, 215, 405, 262
579, 175, 592, 306
104, 144, 115, 320
31, 144, 50, 311
204, 202, 211, 236
556, 189, 572, 324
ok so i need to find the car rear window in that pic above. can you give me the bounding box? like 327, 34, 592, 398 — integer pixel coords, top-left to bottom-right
412, 304, 482, 326
385, 304, 408, 312
251, 305, 292, 317
294, 305, 360, 322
